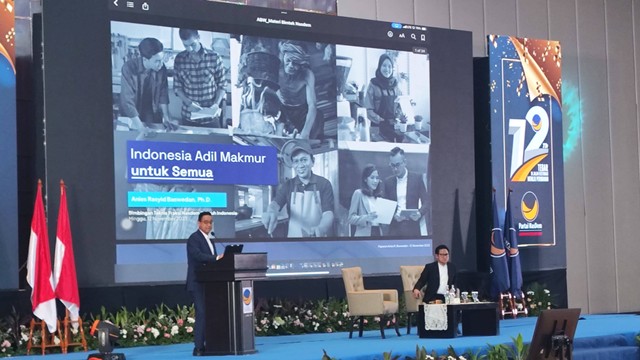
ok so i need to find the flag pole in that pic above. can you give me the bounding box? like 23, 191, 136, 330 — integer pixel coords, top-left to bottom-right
490, 188, 512, 318
26, 179, 64, 355
505, 187, 526, 317
54, 179, 86, 352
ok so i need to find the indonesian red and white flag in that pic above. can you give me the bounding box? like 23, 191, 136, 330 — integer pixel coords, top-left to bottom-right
26, 180, 58, 333
53, 180, 80, 323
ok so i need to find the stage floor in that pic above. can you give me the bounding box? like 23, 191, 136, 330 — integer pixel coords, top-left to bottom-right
17, 314, 640, 360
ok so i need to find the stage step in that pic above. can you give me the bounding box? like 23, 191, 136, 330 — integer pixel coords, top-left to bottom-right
573, 345, 639, 360
574, 333, 635, 348
572, 333, 639, 360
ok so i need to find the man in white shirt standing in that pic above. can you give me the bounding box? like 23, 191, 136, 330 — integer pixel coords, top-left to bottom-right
186, 211, 223, 356
412, 244, 457, 303
383, 146, 429, 237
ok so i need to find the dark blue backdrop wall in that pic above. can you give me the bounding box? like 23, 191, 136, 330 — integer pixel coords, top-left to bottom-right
0, 3, 18, 290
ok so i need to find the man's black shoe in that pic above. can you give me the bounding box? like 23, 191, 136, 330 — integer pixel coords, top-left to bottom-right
193, 347, 204, 356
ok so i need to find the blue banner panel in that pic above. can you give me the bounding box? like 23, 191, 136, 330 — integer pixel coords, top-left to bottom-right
127, 191, 228, 208
127, 140, 278, 185
488, 35, 565, 251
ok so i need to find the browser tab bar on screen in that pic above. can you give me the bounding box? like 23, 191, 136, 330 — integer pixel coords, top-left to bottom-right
107, 0, 431, 52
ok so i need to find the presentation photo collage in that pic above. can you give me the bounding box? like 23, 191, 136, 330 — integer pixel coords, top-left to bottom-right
111, 20, 433, 244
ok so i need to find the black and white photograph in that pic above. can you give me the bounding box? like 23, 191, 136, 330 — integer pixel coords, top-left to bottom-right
209, 0, 337, 14
246, 0, 294, 10
337, 143, 431, 238
235, 140, 338, 239
335, 45, 430, 145
111, 22, 231, 136
294, 0, 337, 15
230, 36, 337, 143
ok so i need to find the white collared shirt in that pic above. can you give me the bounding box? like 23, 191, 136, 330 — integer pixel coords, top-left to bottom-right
200, 229, 216, 255
436, 262, 449, 295
395, 170, 408, 214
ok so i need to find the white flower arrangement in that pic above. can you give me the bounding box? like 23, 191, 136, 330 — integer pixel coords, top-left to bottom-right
525, 283, 554, 316
170, 325, 179, 336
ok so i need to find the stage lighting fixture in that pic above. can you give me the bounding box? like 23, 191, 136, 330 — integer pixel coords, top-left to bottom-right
87, 320, 126, 360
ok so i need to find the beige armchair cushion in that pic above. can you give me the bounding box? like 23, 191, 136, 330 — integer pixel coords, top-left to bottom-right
342, 267, 399, 316
400, 265, 425, 312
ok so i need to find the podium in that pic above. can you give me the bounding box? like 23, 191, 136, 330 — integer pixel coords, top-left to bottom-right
195, 252, 267, 355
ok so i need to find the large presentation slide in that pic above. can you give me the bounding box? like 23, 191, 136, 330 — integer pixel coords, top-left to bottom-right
42, 0, 475, 285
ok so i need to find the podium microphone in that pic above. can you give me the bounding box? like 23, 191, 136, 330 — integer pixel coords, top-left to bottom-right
211, 232, 229, 248
210, 232, 223, 260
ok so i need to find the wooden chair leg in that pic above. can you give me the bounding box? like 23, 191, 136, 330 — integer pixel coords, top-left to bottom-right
379, 315, 386, 339
406, 312, 412, 334
394, 314, 401, 337
358, 316, 364, 337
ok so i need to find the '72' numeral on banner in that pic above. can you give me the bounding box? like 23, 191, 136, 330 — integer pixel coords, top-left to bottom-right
508, 106, 549, 182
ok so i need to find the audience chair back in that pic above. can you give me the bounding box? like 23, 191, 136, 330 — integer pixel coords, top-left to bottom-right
400, 265, 424, 334
340, 266, 401, 339
400, 265, 424, 312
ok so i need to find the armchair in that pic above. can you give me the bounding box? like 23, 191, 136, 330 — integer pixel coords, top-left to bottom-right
341, 267, 401, 339
400, 265, 425, 334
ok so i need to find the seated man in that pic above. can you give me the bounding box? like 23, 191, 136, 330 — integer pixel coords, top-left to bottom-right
413, 245, 457, 303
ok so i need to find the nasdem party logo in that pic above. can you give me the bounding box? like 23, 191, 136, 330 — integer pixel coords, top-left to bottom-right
529, 111, 543, 131
243, 288, 252, 305
520, 191, 539, 222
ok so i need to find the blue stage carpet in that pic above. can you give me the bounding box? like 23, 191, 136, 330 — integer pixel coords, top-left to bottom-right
17, 314, 640, 360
